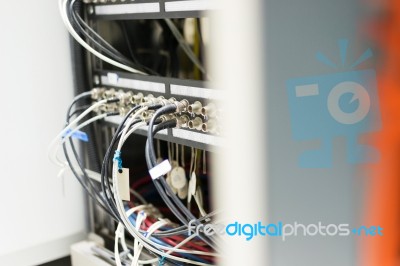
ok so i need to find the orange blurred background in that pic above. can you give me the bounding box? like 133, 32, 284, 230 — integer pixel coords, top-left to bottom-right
361, 0, 400, 265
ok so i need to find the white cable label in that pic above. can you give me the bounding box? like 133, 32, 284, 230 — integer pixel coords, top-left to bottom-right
149, 160, 172, 180
117, 168, 130, 201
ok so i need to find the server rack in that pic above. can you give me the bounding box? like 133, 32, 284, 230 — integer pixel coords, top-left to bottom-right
69, 1, 219, 264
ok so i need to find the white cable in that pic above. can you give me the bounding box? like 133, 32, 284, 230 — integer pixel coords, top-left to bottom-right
61, 113, 108, 144
117, 106, 149, 150
111, 123, 216, 265
132, 220, 168, 266
115, 205, 149, 264
122, 122, 147, 144
115, 206, 209, 266
133, 211, 147, 262
114, 225, 124, 266
120, 228, 134, 261
115, 127, 208, 256
59, 0, 147, 75
48, 98, 108, 167
53, 113, 109, 166
71, 91, 92, 105
116, 123, 216, 256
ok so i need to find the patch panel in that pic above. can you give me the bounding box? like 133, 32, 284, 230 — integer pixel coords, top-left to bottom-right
84, 0, 217, 20
93, 71, 222, 150
92, 87, 222, 151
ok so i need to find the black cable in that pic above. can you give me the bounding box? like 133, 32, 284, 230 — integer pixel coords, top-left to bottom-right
144, 118, 191, 224
100, 104, 165, 223
196, 18, 204, 80
64, 97, 217, 243
100, 104, 161, 220
146, 105, 177, 167
63, 142, 115, 217
64, 95, 124, 221
154, 119, 177, 133
157, 19, 179, 77
68, 2, 135, 69
196, 18, 204, 49
74, 12, 126, 61
145, 137, 219, 248
119, 21, 160, 76
65, 92, 91, 123
63, 96, 117, 219
146, 105, 196, 221
62, 95, 214, 246
145, 106, 194, 223
119, 21, 140, 65
145, 105, 218, 249
68, 114, 150, 221
100, 106, 143, 222
66, 121, 117, 218
68, 104, 91, 120
67, 0, 152, 75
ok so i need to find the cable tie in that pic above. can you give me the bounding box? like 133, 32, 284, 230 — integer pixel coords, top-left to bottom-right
113, 151, 123, 171
158, 256, 166, 266
62, 129, 89, 142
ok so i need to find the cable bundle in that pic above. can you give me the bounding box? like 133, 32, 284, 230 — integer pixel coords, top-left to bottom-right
49, 91, 219, 265
55, 1, 215, 263
59, 0, 207, 78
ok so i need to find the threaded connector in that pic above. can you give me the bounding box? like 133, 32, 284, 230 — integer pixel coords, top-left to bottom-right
141, 111, 151, 120
118, 107, 128, 116
141, 94, 155, 103
201, 103, 217, 117
160, 114, 175, 122
115, 90, 132, 106
176, 115, 190, 128
91, 88, 105, 100
131, 93, 144, 104
188, 101, 202, 115
105, 103, 118, 112
201, 119, 217, 134
103, 88, 116, 99
174, 99, 189, 113
156, 97, 172, 106
188, 117, 203, 130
